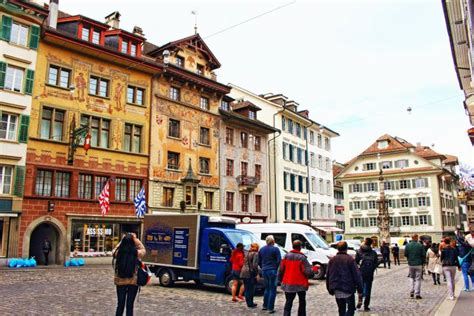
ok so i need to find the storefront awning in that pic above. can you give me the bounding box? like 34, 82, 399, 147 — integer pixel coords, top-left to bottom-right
314, 226, 344, 232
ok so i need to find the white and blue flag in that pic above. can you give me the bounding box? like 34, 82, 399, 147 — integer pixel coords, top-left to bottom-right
134, 186, 147, 217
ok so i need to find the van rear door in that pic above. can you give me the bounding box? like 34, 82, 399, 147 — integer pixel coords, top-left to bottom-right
199, 229, 230, 286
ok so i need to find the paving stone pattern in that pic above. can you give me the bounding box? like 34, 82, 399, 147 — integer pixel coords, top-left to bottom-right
0, 264, 450, 315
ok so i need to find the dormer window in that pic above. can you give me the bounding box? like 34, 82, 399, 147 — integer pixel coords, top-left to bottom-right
92, 30, 100, 44
130, 44, 137, 57
10, 22, 29, 46
249, 110, 256, 120
121, 40, 128, 54
81, 27, 90, 41
221, 100, 229, 111
176, 56, 184, 68
378, 140, 388, 149
197, 64, 204, 75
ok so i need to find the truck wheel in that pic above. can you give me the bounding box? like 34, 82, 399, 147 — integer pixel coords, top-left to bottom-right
159, 269, 174, 287
225, 276, 234, 295
314, 264, 326, 280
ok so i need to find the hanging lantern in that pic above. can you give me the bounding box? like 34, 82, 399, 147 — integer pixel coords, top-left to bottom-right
83, 133, 91, 154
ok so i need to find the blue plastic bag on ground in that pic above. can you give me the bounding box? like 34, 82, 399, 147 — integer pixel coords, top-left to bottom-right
8, 259, 17, 268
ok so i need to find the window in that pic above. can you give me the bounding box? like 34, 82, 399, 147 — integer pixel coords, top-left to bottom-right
130, 44, 137, 57
309, 153, 315, 167
4, 65, 23, 92
254, 136, 261, 151
381, 161, 392, 169
291, 174, 296, 191
204, 191, 213, 209
200, 97, 209, 110
200, 127, 210, 145
282, 117, 286, 131
415, 178, 427, 188
89, 76, 109, 98
364, 163, 376, 171
241, 132, 248, 148
399, 180, 409, 189
255, 195, 262, 213
417, 197, 427, 207
121, 40, 128, 54
324, 137, 330, 150
283, 143, 288, 160
81, 27, 90, 41
352, 183, 362, 193
255, 164, 261, 180
185, 185, 197, 205
199, 157, 210, 174
354, 218, 362, 227
317, 134, 322, 147
196, 64, 204, 75
319, 179, 324, 194
395, 159, 409, 168
384, 181, 393, 190
326, 158, 331, 172
81, 115, 110, 148
169, 86, 180, 101
226, 159, 234, 176
401, 216, 411, 226
176, 56, 184, 67
92, 30, 100, 44
368, 200, 376, 209
168, 119, 180, 138
40, 107, 64, 141
48, 65, 71, 88
309, 131, 314, 145
241, 162, 248, 176
369, 217, 377, 227
241, 193, 249, 212
225, 128, 233, 145
10, 21, 28, 46
127, 86, 145, 105
326, 181, 331, 195
0, 113, 17, 141
419, 215, 428, 225
353, 201, 361, 210
0, 166, 13, 194
94, 176, 108, 198
123, 124, 142, 153
289, 145, 294, 161
78, 174, 92, 199
167, 152, 180, 170
54, 172, 70, 197
297, 148, 302, 164
249, 110, 256, 120
367, 183, 377, 192
35, 170, 52, 196
226, 192, 234, 211
162, 187, 174, 207
115, 178, 127, 201
288, 119, 293, 134
221, 100, 229, 111
208, 232, 226, 254
129, 179, 141, 201
378, 140, 388, 149
401, 198, 409, 208
296, 123, 301, 137
311, 177, 316, 193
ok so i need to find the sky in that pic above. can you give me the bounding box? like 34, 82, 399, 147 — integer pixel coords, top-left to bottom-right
56, 0, 473, 165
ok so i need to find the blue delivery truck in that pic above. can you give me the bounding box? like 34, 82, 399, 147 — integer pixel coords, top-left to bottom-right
142, 214, 260, 293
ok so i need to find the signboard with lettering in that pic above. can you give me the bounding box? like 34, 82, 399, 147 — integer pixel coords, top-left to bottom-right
172, 228, 189, 266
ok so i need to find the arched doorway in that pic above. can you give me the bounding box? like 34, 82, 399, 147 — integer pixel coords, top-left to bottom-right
29, 223, 59, 265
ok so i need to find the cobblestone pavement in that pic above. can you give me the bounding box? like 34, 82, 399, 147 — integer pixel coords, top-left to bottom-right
0, 264, 451, 315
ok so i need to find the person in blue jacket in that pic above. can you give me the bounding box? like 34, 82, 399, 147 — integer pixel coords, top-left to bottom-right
259, 235, 281, 314
455, 230, 474, 291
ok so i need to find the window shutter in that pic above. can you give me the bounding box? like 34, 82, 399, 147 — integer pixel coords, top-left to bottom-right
395, 216, 401, 227
362, 201, 368, 210
396, 199, 400, 208
363, 218, 368, 227
1, 15, 12, 41
349, 202, 353, 211
25, 69, 34, 95
350, 218, 354, 227
427, 215, 432, 225
13, 165, 26, 197
424, 178, 429, 187
0, 61, 6, 88
374, 183, 378, 191
349, 184, 353, 193
412, 179, 416, 188
363, 183, 367, 192
426, 197, 431, 206
408, 198, 413, 207
18, 115, 30, 143
28, 25, 40, 49
410, 216, 414, 226
414, 216, 419, 226
407, 180, 411, 189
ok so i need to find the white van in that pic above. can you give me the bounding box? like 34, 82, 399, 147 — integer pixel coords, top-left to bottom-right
237, 223, 336, 279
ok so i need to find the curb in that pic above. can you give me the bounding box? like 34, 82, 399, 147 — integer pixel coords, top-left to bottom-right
433, 275, 463, 316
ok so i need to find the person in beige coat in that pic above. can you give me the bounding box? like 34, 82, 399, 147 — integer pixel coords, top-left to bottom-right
113, 233, 146, 316
426, 243, 441, 285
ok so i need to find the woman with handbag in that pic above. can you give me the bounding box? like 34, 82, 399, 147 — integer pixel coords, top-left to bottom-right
426, 243, 441, 285
113, 233, 146, 316
240, 242, 260, 308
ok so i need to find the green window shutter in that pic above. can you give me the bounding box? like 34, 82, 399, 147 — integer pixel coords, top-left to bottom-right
374, 183, 378, 191
427, 215, 432, 225
425, 178, 429, 187
24, 69, 34, 95
350, 218, 354, 227
349, 202, 353, 211
349, 184, 353, 193
426, 197, 431, 206
13, 165, 26, 197
18, 115, 30, 143
0, 61, 6, 89
414, 216, 419, 226
1, 15, 12, 41
28, 25, 40, 49
408, 198, 413, 207
396, 199, 400, 208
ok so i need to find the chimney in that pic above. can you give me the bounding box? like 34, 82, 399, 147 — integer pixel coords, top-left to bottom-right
105, 11, 121, 29
47, 0, 59, 29
132, 26, 144, 37
298, 110, 309, 118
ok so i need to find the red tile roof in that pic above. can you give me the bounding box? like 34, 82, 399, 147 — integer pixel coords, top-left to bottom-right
415, 145, 446, 160
360, 134, 414, 156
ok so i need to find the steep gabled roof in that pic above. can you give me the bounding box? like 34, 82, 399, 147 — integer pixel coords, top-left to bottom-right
360, 134, 414, 156
415, 145, 447, 160
147, 33, 221, 70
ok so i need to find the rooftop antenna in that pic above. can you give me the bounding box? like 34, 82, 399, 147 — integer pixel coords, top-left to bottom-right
191, 10, 198, 34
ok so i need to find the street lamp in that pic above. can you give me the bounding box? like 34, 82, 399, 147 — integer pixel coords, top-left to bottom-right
377, 169, 391, 245
67, 114, 91, 165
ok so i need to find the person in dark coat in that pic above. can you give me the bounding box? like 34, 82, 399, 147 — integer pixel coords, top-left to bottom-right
327, 241, 363, 316
380, 241, 390, 269
392, 243, 400, 265
42, 237, 52, 266
278, 240, 314, 316
240, 243, 260, 308
441, 237, 460, 300
355, 238, 378, 312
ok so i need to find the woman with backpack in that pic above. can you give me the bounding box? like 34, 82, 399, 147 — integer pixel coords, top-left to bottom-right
426, 243, 441, 285
355, 238, 378, 312
113, 233, 146, 316
240, 242, 260, 309
440, 237, 460, 300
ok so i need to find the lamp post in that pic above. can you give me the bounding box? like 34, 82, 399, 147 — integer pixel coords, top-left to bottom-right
377, 169, 391, 245
67, 114, 91, 165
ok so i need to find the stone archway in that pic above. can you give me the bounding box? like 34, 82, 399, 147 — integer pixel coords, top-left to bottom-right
22, 216, 67, 265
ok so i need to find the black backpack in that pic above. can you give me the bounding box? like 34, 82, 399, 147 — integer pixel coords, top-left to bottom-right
360, 251, 377, 275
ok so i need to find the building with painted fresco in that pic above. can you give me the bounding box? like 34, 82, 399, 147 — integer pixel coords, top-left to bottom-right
336, 134, 460, 244
145, 34, 230, 215
20, 7, 159, 264
219, 99, 278, 223
0, 0, 47, 262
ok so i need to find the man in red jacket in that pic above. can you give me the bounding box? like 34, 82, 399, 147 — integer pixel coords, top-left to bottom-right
278, 240, 315, 316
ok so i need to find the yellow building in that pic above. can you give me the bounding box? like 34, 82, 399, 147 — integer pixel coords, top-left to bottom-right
146, 34, 230, 214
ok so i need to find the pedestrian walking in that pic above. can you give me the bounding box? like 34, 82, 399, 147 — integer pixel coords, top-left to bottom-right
392, 243, 400, 266
426, 243, 441, 285
42, 237, 52, 266
455, 230, 473, 292
404, 234, 426, 299
240, 242, 260, 308
229, 242, 245, 302
327, 241, 363, 316
381, 241, 391, 269
113, 233, 146, 316
259, 235, 281, 313
278, 240, 314, 316
355, 238, 378, 312
441, 237, 460, 300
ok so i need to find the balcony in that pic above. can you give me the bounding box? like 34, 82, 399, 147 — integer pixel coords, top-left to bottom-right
236, 175, 260, 191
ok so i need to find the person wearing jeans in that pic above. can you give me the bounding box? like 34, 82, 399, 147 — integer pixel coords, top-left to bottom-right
441, 237, 460, 300
240, 243, 260, 308
259, 235, 281, 313
404, 234, 426, 299
116, 285, 139, 316
455, 230, 474, 291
